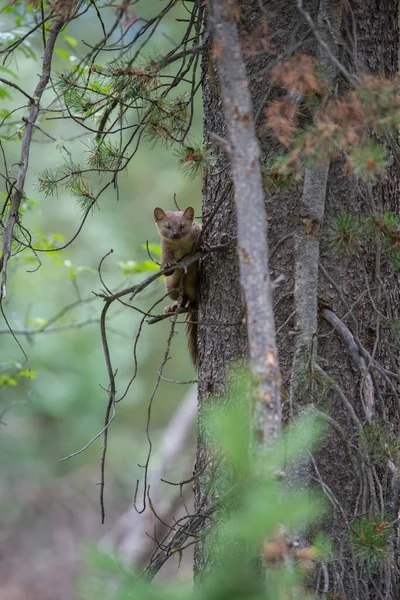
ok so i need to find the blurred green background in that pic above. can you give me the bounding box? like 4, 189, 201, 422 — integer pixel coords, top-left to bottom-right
1, 2, 201, 596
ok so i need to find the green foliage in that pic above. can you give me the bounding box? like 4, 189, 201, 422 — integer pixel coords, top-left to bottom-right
55, 47, 75, 62
80, 375, 325, 600
143, 243, 161, 258
58, 77, 95, 117
69, 181, 97, 210
80, 547, 192, 600
118, 259, 159, 277
0, 3, 203, 594
0, 65, 19, 79
85, 139, 122, 171
63, 259, 96, 280
367, 212, 400, 268
347, 141, 389, 181
0, 2, 39, 56
64, 34, 78, 48
263, 57, 400, 185
144, 95, 190, 147
313, 531, 333, 561
292, 351, 334, 403
36, 232, 65, 250
0, 108, 12, 122
55, 59, 190, 149
350, 516, 391, 569
261, 155, 300, 192
36, 168, 60, 197
107, 60, 159, 100
328, 210, 400, 268
27, 317, 47, 330
358, 421, 400, 464
37, 49, 201, 203
20, 196, 39, 214
36, 160, 97, 210
12, 231, 65, 269
0, 84, 12, 101
0, 27, 37, 60
328, 212, 363, 257
174, 143, 210, 180
357, 76, 400, 131
0, 360, 37, 389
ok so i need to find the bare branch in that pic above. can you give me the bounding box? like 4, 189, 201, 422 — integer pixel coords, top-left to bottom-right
296, 0, 356, 85
100, 386, 197, 564
0, 77, 34, 103
322, 308, 374, 422
0, 18, 64, 298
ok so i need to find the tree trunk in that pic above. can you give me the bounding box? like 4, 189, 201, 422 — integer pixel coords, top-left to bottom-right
195, 0, 400, 597
193, 32, 248, 582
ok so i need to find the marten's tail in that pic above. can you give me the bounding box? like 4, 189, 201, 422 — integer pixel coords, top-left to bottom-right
185, 304, 198, 367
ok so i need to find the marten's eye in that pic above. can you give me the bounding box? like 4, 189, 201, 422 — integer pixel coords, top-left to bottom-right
180, 223, 185, 229
165, 224, 171, 229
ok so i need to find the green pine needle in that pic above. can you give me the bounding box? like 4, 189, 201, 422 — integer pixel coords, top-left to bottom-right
328, 212, 363, 256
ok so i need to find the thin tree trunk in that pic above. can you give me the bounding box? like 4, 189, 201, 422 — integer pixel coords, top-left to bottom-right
211, 0, 281, 443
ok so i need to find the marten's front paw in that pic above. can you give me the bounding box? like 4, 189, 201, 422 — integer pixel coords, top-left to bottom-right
162, 259, 177, 269
198, 239, 210, 253
164, 302, 179, 314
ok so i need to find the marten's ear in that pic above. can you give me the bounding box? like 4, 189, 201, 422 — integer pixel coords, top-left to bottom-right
154, 207, 166, 221
183, 206, 194, 220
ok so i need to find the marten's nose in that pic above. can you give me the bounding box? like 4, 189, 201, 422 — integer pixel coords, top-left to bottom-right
171, 232, 181, 239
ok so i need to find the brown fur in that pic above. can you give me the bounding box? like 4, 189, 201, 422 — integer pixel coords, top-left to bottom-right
154, 206, 201, 366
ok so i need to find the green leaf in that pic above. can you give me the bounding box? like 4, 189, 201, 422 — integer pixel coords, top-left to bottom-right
36, 232, 65, 251
20, 197, 38, 213
0, 86, 12, 101
55, 48, 72, 61
0, 66, 18, 79
19, 369, 38, 380
64, 35, 78, 47
0, 362, 38, 388
27, 318, 47, 330
143, 242, 161, 257
137, 259, 160, 273
0, 374, 17, 387
118, 259, 159, 277
63, 260, 95, 280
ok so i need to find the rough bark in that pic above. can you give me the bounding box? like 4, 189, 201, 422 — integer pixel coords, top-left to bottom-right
194, 0, 283, 581
195, 0, 400, 597
194, 11, 248, 585
263, 1, 400, 597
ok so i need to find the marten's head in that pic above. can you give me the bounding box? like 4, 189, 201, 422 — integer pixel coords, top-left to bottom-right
154, 206, 194, 241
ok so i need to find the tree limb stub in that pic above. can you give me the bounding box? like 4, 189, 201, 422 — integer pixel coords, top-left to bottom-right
211, 0, 281, 443
322, 308, 374, 422
290, 0, 337, 413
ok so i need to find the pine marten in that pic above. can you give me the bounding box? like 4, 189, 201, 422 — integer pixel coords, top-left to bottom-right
154, 206, 201, 366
